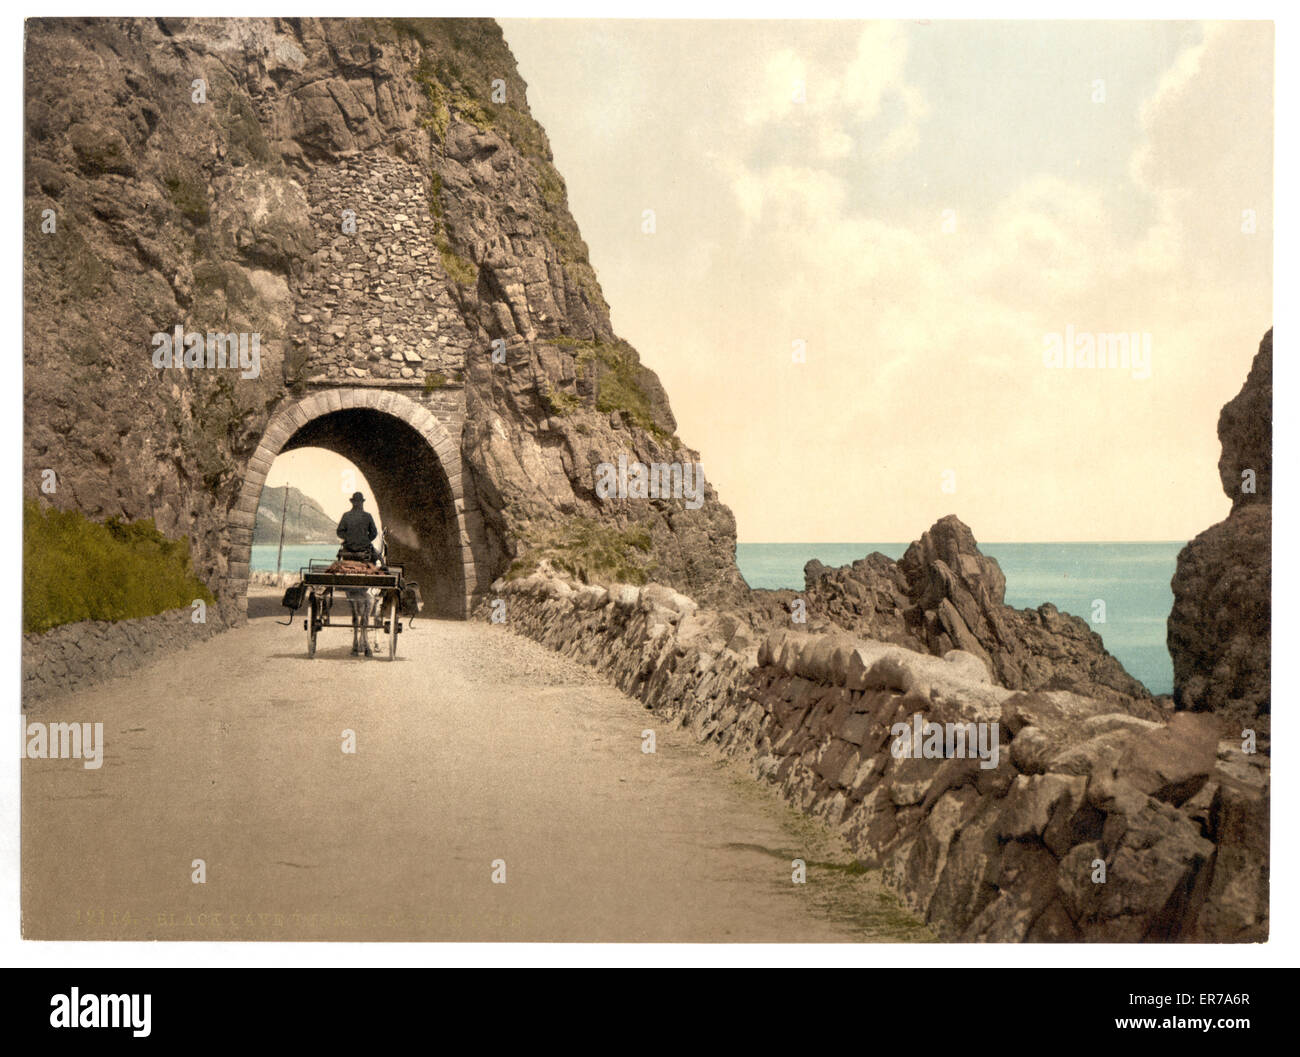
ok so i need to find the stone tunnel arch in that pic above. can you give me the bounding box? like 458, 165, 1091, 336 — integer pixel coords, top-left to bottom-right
226, 389, 479, 620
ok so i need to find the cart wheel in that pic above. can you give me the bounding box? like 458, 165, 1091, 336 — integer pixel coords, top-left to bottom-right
307, 593, 318, 659
386, 593, 399, 660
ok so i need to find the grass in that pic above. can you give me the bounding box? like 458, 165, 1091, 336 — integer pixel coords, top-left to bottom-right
423, 372, 449, 392
507, 518, 656, 586
220, 92, 277, 169
540, 382, 582, 416
719, 766, 938, 942
437, 241, 477, 286
582, 341, 669, 437
428, 171, 445, 219
544, 338, 674, 439
535, 160, 565, 206
543, 216, 604, 307
23, 500, 215, 634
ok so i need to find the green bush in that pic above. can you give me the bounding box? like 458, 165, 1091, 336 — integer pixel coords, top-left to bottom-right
23, 500, 215, 634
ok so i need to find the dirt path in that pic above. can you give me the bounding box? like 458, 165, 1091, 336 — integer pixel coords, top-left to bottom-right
22, 590, 932, 942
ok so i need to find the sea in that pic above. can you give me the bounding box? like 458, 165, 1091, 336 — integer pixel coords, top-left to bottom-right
251, 540, 1182, 694
735, 542, 1182, 695
252, 543, 340, 576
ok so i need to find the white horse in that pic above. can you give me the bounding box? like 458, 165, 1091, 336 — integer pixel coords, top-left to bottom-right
347, 587, 380, 657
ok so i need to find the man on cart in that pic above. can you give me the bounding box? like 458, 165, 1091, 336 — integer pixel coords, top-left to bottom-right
336, 491, 379, 565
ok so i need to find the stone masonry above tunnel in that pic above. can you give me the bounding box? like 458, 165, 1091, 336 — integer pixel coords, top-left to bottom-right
226, 388, 492, 619
292, 150, 473, 390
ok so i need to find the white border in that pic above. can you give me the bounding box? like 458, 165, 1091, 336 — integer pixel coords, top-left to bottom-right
4, 1, 1292, 970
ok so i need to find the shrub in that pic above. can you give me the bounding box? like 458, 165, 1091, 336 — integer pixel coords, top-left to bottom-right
162, 165, 209, 225
23, 500, 215, 634
540, 382, 581, 416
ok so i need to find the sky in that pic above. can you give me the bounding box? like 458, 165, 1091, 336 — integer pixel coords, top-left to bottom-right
499, 19, 1274, 542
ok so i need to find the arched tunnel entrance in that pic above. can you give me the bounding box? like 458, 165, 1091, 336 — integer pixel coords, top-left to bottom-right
284, 409, 460, 614
227, 389, 481, 620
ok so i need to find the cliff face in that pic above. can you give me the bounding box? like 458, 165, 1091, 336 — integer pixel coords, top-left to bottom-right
749, 515, 1154, 709
24, 17, 744, 617
1168, 329, 1272, 729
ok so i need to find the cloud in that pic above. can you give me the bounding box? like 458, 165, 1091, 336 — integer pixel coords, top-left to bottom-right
1129, 21, 1273, 285
838, 22, 911, 118
739, 24, 928, 171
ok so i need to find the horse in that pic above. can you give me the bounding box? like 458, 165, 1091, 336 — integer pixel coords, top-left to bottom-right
346, 586, 380, 657
337, 534, 387, 658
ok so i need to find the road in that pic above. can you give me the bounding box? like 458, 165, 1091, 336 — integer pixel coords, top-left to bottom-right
22, 589, 932, 942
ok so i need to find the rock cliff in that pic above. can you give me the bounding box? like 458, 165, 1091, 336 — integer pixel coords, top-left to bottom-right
1168, 329, 1271, 730
23, 16, 745, 621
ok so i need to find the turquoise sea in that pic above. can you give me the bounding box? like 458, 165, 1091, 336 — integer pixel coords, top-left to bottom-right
735, 542, 1183, 695
253, 541, 1182, 694
252, 542, 340, 574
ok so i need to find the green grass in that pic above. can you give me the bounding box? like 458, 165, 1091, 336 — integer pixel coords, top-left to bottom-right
543, 217, 604, 307
508, 518, 656, 586
428, 171, 445, 219
423, 372, 449, 392
535, 160, 565, 205
23, 501, 215, 634
544, 338, 673, 439
581, 341, 669, 437
220, 92, 276, 169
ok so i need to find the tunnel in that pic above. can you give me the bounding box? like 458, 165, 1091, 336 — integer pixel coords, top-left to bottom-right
227, 389, 476, 620
281, 410, 463, 617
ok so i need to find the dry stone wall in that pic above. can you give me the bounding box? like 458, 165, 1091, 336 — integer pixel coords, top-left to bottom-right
22, 607, 229, 708
489, 569, 1268, 942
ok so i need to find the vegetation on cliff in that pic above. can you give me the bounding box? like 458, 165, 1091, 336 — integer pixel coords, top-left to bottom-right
507, 517, 656, 585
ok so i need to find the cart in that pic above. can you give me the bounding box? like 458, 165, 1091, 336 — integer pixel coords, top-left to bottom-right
282, 558, 411, 661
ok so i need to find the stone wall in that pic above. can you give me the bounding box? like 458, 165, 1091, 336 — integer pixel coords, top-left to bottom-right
22, 607, 229, 709
489, 570, 1268, 942
294, 151, 472, 389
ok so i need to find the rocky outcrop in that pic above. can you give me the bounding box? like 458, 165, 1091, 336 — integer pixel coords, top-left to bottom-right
487, 567, 1268, 941
24, 17, 745, 631
752, 515, 1151, 707
1168, 330, 1271, 728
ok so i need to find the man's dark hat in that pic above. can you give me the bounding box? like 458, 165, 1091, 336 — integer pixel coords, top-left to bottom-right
350, 492, 364, 503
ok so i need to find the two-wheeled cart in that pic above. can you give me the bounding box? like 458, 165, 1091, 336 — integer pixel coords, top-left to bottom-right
283, 560, 409, 660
